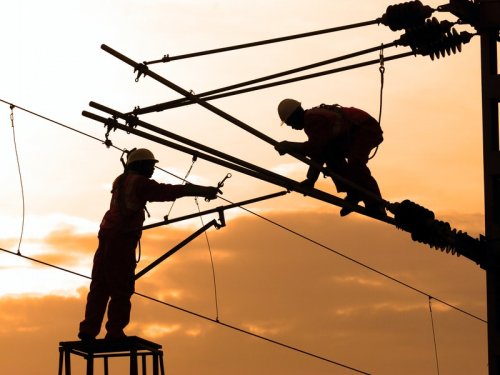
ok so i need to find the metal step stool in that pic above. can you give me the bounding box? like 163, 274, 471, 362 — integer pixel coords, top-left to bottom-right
58, 336, 165, 375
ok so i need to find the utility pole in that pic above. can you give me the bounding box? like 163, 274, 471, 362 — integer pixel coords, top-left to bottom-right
479, 1, 500, 373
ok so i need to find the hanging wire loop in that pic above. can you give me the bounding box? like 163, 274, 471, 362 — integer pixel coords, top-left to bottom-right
9, 104, 25, 255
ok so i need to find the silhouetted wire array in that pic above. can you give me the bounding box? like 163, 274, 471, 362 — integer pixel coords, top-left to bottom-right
0, 100, 487, 325
0, 2, 486, 371
0, 247, 370, 375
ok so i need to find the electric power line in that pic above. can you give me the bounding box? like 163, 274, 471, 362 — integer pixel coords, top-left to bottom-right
0, 246, 370, 375
0, 100, 487, 323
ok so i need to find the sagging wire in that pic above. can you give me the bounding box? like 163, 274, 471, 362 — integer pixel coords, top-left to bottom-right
0, 247, 367, 374
368, 44, 386, 161
212, 193, 487, 324
164, 155, 198, 219
378, 43, 386, 126
9, 105, 25, 255
428, 297, 441, 375
194, 196, 220, 322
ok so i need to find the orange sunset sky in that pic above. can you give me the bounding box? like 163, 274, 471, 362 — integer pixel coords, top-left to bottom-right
0, 0, 490, 374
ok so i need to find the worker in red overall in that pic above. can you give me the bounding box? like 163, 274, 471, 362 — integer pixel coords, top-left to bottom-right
78, 148, 221, 340
275, 98, 386, 217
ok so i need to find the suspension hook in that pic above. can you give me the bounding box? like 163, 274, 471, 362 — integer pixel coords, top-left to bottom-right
379, 43, 385, 75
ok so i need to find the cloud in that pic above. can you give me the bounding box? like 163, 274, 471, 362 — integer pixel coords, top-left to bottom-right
0, 194, 487, 375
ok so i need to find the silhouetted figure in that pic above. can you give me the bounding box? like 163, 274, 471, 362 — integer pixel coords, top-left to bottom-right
78, 148, 221, 340
275, 98, 386, 217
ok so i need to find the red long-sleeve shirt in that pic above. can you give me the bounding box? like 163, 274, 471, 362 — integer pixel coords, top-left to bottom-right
100, 171, 186, 231
300, 106, 381, 161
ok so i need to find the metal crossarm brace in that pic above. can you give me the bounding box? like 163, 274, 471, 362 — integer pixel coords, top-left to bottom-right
142, 191, 288, 231
90, 101, 296, 186
82, 110, 396, 224
135, 218, 221, 280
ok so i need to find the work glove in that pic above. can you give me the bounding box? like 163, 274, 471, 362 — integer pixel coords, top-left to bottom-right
274, 141, 292, 156
299, 178, 315, 189
203, 186, 222, 201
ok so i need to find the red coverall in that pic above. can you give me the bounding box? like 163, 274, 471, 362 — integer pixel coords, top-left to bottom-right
79, 170, 185, 339
300, 105, 383, 208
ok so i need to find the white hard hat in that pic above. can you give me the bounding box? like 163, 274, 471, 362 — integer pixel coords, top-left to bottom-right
277, 98, 301, 123
126, 148, 158, 166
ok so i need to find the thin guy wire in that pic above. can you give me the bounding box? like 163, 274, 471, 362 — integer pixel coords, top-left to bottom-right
428, 297, 441, 375
0, 99, 186, 184
215, 195, 487, 324
0, 246, 369, 374
194, 196, 220, 322
378, 44, 385, 126
165, 155, 197, 219
9, 105, 25, 255
0, 98, 108, 145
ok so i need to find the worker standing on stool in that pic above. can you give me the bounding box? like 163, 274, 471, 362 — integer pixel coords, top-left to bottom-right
78, 148, 221, 340
275, 98, 386, 217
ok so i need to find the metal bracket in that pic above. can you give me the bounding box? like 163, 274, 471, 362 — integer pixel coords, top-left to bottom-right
135, 219, 219, 280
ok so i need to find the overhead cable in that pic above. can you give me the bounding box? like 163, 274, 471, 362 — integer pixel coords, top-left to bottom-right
0, 101, 485, 322
428, 297, 441, 375
0, 98, 109, 146
223, 201, 487, 324
0, 246, 372, 374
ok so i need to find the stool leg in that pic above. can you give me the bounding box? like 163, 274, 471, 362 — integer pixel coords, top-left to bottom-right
86, 354, 94, 375
58, 348, 63, 375
130, 349, 138, 375
152, 353, 159, 375
104, 356, 109, 375
142, 354, 147, 375
159, 351, 165, 375
64, 350, 71, 375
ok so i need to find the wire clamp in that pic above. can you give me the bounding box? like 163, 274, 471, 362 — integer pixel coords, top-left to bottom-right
217, 173, 232, 189
134, 63, 149, 82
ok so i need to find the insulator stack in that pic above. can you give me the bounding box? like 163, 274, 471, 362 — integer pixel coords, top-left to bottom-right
397, 18, 454, 51
380, 0, 435, 31
396, 17, 473, 60
393, 200, 484, 264
421, 29, 474, 60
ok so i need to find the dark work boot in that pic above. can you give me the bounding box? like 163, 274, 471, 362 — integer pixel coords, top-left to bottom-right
365, 203, 387, 219
340, 195, 361, 217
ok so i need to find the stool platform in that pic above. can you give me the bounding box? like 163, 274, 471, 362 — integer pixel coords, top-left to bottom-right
58, 336, 165, 375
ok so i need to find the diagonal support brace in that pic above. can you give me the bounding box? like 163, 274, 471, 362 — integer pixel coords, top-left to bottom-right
135, 218, 221, 280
